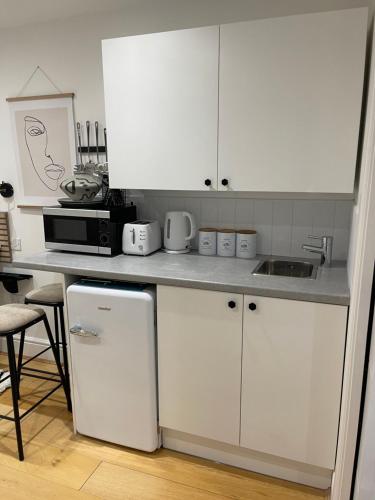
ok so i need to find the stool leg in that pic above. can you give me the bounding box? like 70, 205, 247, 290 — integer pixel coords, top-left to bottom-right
58, 305, 72, 412
53, 306, 60, 365
42, 316, 71, 410
17, 330, 25, 400
7, 335, 24, 461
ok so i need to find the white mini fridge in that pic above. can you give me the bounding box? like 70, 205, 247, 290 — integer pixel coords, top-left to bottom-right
67, 280, 159, 452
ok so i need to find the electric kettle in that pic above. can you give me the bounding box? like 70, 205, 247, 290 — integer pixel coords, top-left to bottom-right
164, 211, 197, 253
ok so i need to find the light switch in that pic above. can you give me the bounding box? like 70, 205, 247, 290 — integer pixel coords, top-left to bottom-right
11, 238, 22, 251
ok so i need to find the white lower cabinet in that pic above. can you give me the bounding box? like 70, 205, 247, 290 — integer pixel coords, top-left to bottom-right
157, 285, 243, 445
157, 286, 347, 470
241, 296, 347, 469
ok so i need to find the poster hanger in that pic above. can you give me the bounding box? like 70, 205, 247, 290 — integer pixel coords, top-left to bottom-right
6, 65, 74, 102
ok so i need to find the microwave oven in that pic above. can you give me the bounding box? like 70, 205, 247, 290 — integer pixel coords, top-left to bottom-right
43, 205, 137, 256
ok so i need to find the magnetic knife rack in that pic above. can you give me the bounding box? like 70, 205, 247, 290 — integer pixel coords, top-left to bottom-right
77, 146, 107, 154
76, 121, 107, 160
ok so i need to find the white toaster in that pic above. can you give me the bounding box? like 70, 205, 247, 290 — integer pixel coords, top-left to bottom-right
123, 220, 161, 256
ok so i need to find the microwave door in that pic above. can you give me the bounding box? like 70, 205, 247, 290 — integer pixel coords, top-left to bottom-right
44, 215, 100, 252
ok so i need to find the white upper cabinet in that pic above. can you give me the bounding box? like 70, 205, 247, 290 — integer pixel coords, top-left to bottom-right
102, 9, 366, 193
218, 8, 367, 192
102, 26, 219, 191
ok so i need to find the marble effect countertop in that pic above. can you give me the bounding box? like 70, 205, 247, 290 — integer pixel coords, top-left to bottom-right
13, 250, 350, 306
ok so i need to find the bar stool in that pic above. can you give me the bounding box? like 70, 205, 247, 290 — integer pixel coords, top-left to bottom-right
0, 304, 69, 461
24, 283, 71, 411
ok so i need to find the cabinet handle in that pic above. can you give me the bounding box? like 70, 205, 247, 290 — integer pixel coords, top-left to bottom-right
204, 179, 212, 187
248, 303, 257, 311
228, 300, 236, 309
221, 178, 229, 187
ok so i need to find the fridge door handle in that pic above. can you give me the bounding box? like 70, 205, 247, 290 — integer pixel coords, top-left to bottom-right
69, 325, 98, 337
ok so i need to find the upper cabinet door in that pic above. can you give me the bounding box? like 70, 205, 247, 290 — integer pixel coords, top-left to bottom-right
102, 26, 219, 191
218, 9, 367, 193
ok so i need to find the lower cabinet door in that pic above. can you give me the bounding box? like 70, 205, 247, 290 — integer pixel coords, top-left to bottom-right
241, 295, 347, 469
157, 285, 243, 445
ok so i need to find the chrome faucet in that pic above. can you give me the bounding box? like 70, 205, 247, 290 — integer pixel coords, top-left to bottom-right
302, 235, 333, 267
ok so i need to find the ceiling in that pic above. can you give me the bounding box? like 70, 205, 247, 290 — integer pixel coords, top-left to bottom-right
0, 0, 371, 30
0, 0, 137, 29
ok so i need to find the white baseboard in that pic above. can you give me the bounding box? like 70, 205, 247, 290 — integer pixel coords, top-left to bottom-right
162, 428, 332, 490
0, 335, 62, 362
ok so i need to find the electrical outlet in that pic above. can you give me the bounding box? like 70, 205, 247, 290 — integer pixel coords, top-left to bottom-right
11, 238, 22, 251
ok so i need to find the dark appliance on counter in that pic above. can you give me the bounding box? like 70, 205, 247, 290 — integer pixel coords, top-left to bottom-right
42, 204, 136, 256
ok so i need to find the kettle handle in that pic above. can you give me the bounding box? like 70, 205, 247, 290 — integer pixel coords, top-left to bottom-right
183, 212, 196, 241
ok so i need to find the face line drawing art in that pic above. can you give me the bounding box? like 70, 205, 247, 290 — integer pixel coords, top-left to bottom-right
24, 115, 65, 191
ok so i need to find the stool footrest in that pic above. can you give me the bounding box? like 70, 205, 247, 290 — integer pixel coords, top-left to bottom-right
0, 359, 62, 385
0, 383, 62, 423
21, 372, 60, 383
20, 346, 52, 368
22, 365, 59, 376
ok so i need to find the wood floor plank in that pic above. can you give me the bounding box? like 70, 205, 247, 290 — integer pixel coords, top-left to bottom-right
0, 384, 67, 441
82, 461, 229, 500
0, 399, 66, 443
0, 435, 101, 490
106, 448, 328, 500
0, 462, 100, 500
26, 415, 124, 462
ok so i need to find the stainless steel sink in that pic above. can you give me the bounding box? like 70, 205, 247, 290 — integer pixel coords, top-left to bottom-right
252, 259, 318, 279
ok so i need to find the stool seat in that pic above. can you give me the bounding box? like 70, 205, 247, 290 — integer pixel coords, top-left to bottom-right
25, 283, 63, 304
0, 304, 44, 334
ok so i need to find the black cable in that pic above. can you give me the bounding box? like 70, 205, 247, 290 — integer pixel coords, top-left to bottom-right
350, 260, 375, 498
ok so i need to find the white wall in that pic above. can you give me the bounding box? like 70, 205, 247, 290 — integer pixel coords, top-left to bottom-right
0, 0, 371, 349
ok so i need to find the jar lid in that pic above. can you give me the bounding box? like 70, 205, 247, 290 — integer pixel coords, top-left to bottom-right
236, 229, 256, 234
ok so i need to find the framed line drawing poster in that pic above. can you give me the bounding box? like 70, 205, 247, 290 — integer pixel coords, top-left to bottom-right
7, 93, 76, 206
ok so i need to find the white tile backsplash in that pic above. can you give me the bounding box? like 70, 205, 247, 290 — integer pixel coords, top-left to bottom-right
334, 200, 353, 229
332, 227, 350, 260
254, 224, 273, 255
129, 191, 353, 260
292, 200, 313, 226
253, 199, 273, 226
217, 199, 236, 228
201, 198, 219, 226
234, 199, 254, 229
290, 200, 314, 258
291, 226, 312, 259
312, 200, 335, 237
271, 201, 293, 256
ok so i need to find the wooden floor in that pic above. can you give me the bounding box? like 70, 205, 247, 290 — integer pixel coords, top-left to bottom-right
0, 353, 330, 500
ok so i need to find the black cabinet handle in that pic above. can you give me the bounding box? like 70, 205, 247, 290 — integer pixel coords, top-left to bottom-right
228, 300, 236, 309
221, 178, 229, 187
248, 302, 257, 311
0, 182, 14, 198
204, 179, 212, 187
